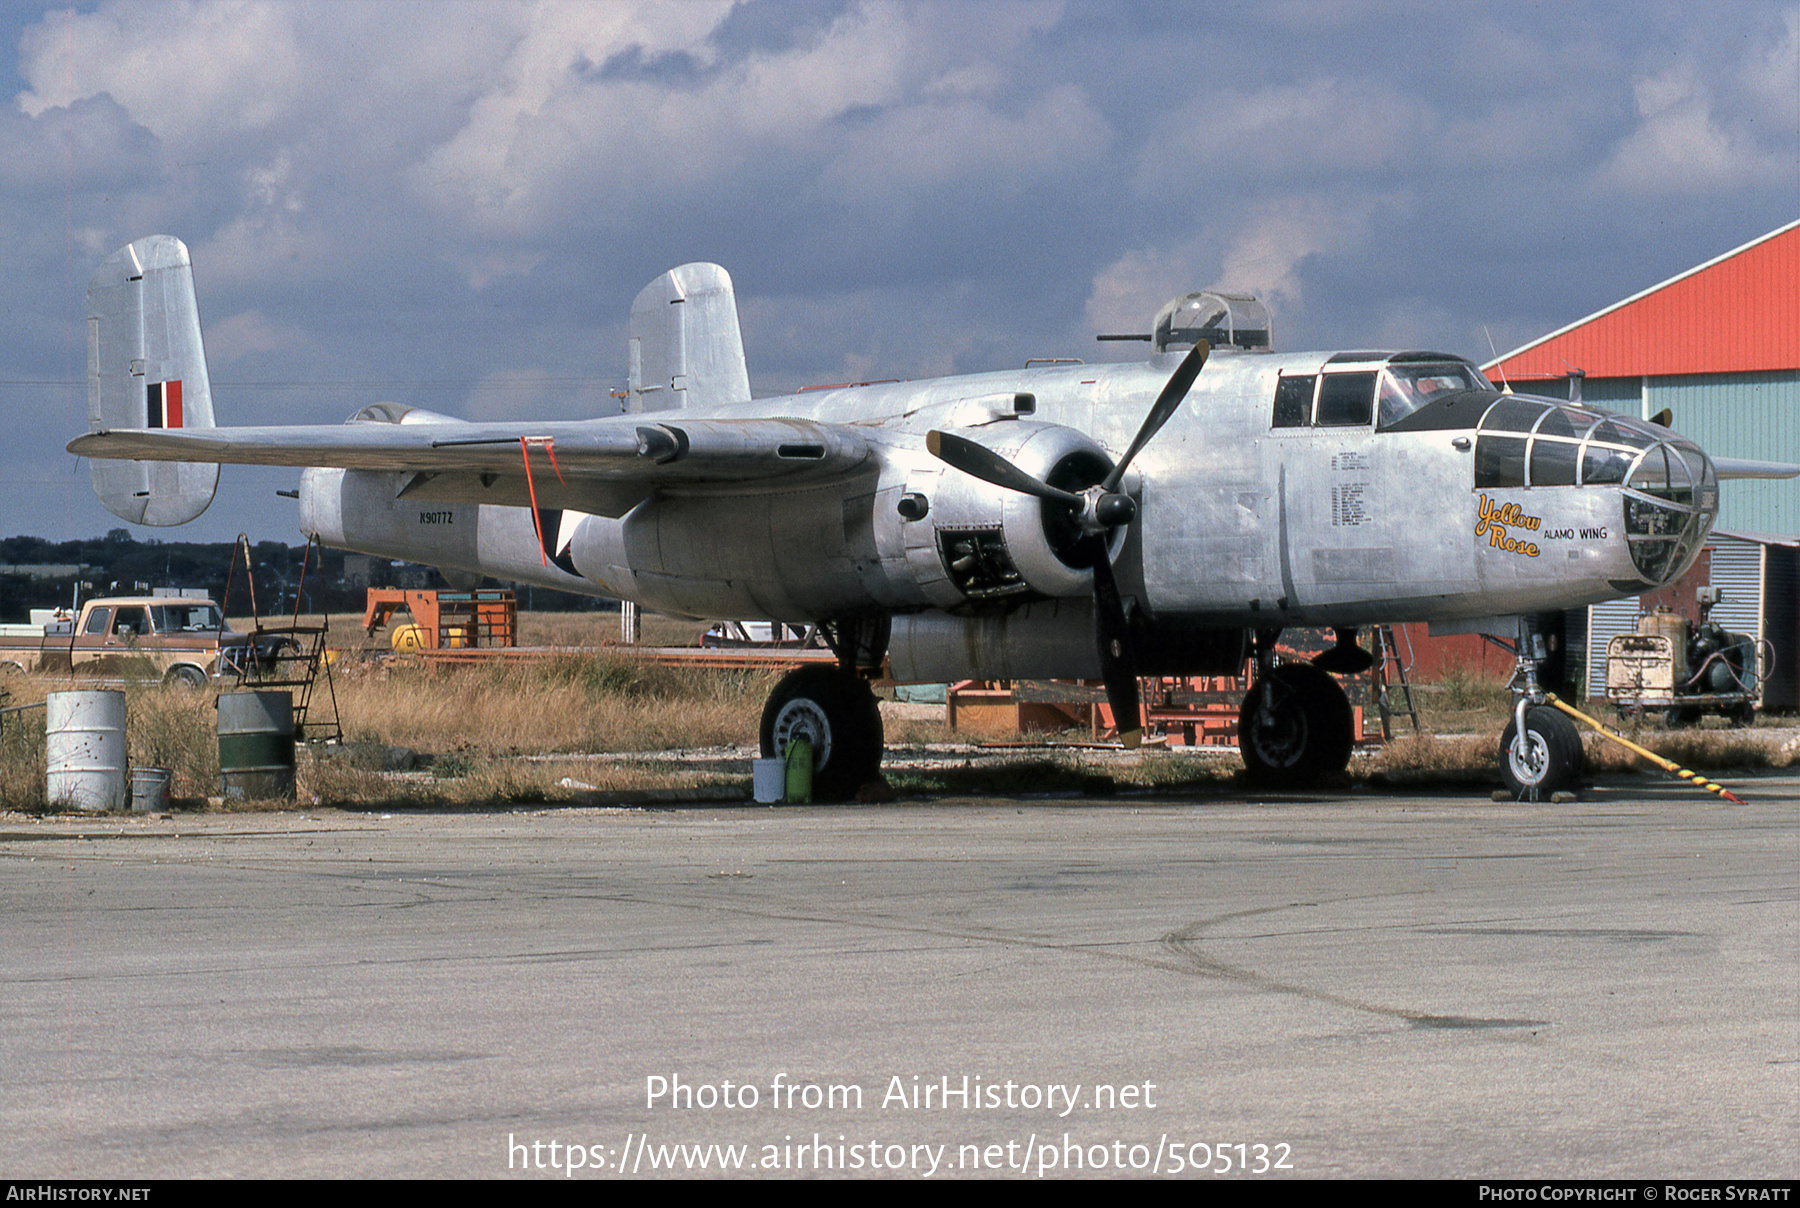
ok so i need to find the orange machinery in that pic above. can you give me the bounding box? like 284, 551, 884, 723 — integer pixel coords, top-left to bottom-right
363, 589, 517, 650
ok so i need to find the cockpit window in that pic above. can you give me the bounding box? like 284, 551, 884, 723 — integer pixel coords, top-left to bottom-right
1317, 372, 1376, 426
1272, 375, 1314, 428
1480, 396, 1552, 434
1477, 399, 1633, 488
1376, 361, 1488, 428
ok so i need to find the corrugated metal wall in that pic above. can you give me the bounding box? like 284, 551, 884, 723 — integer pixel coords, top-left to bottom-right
1647, 370, 1800, 535
1579, 375, 1643, 413
1587, 596, 1640, 698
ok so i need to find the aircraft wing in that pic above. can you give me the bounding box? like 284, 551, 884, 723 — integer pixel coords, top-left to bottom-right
68, 415, 875, 516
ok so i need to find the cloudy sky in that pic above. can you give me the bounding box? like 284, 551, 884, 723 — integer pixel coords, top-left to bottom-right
1, 0, 1795, 544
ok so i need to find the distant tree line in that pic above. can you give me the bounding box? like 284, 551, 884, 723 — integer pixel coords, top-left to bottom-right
0, 529, 615, 620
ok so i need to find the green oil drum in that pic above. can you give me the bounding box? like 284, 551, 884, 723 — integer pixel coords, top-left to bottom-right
784, 736, 813, 804
218, 690, 296, 802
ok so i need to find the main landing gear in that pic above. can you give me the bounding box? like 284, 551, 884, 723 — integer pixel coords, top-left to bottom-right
1238, 630, 1356, 788
1495, 616, 1583, 799
758, 616, 889, 803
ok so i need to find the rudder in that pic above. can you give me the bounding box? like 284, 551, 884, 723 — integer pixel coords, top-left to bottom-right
86, 235, 218, 525
625, 262, 751, 414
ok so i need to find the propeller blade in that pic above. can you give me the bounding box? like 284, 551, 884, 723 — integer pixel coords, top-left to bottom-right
1078, 533, 1142, 749
927, 430, 1086, 506
1101, 339, 1209, 495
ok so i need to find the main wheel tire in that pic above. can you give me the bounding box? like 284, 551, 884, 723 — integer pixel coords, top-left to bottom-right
1499, 705, 1583, 797
1239, 663, 1355, 788
759, 666, 884, 803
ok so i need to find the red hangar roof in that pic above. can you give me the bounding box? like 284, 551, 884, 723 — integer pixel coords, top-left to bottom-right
1484, 219, 1800, 383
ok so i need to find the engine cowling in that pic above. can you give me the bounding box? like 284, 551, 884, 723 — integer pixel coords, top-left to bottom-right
911, 421, 1123, 602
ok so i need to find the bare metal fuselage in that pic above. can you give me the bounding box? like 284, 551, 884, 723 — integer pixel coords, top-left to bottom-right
300, 350, 1687, 636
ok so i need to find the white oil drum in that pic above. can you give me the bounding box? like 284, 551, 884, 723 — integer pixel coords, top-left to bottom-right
46, 690, 128, 811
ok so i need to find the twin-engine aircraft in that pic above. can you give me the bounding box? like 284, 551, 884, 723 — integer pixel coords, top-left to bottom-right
69, 237, 1795, 799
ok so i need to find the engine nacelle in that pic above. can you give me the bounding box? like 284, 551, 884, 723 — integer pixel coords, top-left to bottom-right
906, 421, 1122, 603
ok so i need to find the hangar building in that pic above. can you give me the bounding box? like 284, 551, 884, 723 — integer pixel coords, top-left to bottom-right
1477, 220, 1799, 707
1483, 218, 1798, 537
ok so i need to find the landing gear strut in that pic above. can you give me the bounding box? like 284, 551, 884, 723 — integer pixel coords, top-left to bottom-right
1238, 630, 1355, 788
1496, 616, 1583, 799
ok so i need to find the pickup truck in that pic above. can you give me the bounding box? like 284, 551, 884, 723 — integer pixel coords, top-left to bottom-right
0, 596, 280, 686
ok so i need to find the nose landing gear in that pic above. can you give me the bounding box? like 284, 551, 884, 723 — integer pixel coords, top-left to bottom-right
1497, 617, 1584, 799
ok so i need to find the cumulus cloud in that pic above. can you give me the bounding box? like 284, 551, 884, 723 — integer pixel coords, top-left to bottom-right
1134, 76, 1437, 196
1600, 33, 1796, 195
410, 0, 1087, 249
1605, 62, 1785, 191
17, 1, 306, 150
1084, 194, 1395, 340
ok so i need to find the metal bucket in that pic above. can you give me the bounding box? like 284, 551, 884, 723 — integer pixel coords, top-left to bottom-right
218, 690, 296, 802
46, 690, 127, 812
752, 757, 787, 803
130, 767, 171, 813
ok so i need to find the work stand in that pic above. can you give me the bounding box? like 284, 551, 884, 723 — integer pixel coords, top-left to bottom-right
218, 533, 343, 744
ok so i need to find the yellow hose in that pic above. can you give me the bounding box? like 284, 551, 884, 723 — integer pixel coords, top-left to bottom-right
1543, 693, 1745, 804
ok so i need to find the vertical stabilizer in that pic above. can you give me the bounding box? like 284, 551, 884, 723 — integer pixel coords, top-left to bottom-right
626, 262, 751, 413
86, 235, 218, 525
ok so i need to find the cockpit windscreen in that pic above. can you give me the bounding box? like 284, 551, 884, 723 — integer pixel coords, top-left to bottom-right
1377, 361, 1490, 428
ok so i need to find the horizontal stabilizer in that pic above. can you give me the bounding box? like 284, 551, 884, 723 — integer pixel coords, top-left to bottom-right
1711, 457, 1800, 480
85, 236, 218, 525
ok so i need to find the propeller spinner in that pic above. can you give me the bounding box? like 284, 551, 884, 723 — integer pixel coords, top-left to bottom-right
927, 340, 1210, 748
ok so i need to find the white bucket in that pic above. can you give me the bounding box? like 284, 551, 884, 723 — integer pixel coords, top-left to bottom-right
46, 690, 128, 812
752, 757, 787, 804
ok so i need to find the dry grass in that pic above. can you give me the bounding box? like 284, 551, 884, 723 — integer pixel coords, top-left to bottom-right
323, 654, 774, 755
1407, 666, 1515, 735
1579, 722, 1791, 772
1365, 731, 1500, 778
0, 650, 779, 813
4, 620, 1792, 814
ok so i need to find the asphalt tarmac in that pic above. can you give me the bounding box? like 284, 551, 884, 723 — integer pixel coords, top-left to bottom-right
3, 774, 1795, 1180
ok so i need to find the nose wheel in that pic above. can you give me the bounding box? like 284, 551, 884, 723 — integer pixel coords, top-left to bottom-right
1500, 706, 1583, 797
1498, 615, 1585, 799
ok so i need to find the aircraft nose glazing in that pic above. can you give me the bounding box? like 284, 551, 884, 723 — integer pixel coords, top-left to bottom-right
1619, 435, 1717, 586
1471, 397, 1717, 587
